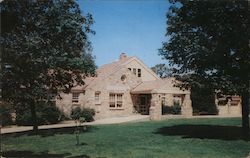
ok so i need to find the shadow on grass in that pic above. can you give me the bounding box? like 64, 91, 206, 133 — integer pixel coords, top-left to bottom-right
2, 150, 71, 158
1, 150, 90, 158
68, 155, 90, 158
3, 125, 98, 138
154, 124, 249, 141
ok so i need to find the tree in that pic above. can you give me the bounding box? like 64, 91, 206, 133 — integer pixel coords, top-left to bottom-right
151, 64, 171, 78
191, 84, 218, 115
160, 0, 249, 133
1, 0, 96, 131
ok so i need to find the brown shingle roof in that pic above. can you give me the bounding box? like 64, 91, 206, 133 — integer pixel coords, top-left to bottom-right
97, 57, 133, 77
131, 79, 172, 94
72, 57, 133, 90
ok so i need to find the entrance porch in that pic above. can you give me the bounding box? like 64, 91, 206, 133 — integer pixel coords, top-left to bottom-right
131, 79, 193, 120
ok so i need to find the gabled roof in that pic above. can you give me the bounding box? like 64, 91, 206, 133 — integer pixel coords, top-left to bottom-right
122, 56, 160, 80
72, 56, 134, 90
97, 56, 133, 77
131, 79, 166, 94
72, 53, 162, 91
131, 78, 190, 94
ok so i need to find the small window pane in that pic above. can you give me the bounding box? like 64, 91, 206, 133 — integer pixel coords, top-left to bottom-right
138, 69, 141, 77
117, 94, 123, 107
109, 94, 116, 107
133, 68, 136, 75
72, 92, 79, 103
95, 92, 100, 101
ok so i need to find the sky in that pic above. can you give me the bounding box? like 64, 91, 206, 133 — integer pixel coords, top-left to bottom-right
78, 0, 170, 68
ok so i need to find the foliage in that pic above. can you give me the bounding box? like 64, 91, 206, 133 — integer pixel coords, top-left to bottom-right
0, 0, 96, 130
191, 84, 218, 115
160, 0, 249, 129
151, 64, 171, 78
172, 102, 182, 114
162, 102, 181, 115
15, 101, 63, 126
0, 101, 14, 126
71, 107, 95, 122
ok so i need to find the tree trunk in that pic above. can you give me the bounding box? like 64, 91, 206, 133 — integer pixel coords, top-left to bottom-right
241, 89, 249, 138
29, 101, 38, 132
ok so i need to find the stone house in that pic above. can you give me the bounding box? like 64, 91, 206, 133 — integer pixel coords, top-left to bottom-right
56, 53, 193, 120
215, 94, 242, 116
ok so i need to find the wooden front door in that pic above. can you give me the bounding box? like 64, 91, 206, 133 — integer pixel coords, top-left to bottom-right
139, 95, 149, 115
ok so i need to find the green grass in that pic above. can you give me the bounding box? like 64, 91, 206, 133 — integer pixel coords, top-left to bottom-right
2, 118, 250, 158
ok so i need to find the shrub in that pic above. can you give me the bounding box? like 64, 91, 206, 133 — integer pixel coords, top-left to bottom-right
71, 107, 82, 120
172, 102, 181, 115
16, 101, 63, 126
162, 102, 181, 115
162, 105, 172, 115
71, 107, 95, 122
0, 102, 14, 126
191, 85, 218, 115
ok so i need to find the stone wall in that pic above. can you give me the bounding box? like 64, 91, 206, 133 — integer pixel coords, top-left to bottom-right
181, 94, 193, 116
56, 67, 141, 119
216, 96, 242, 116
150, 93, 162, 120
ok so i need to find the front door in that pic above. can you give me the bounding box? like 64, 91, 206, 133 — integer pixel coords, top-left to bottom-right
139, 95, 148, 115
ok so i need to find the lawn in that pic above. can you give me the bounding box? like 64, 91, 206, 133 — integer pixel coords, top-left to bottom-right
1, 117, 250, 158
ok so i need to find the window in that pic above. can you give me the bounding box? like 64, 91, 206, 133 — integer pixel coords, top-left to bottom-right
128, 68, 131, 71
121, 74, 127, 82
138, 69, 141, 77
109, 94, 116, 107
117, 94, 123, 107
95, 92, 100, 101
133, 68, 136, 75
109, 93, 123, 108
72, 92, 80, 103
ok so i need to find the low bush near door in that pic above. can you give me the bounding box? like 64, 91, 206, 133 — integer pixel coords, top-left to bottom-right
162, 103, 181, 115
71, 107, 95, 122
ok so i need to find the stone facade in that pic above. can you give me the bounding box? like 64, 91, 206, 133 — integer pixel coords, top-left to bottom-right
56, 53, 193, 120
215, 95, 242, 116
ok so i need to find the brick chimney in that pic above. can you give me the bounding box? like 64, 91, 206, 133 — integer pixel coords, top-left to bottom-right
119, 53, 127, 60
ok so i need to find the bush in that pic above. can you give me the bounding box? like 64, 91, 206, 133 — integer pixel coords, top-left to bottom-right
172, 102, 181, 114
0, 102, 14, 126
162, 102, 181, 115
16, 101, 63, 126
71, 107, 95, 122
191, 85, 218, 115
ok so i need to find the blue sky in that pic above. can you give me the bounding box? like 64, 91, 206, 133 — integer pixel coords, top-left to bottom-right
78, 0, 170, 68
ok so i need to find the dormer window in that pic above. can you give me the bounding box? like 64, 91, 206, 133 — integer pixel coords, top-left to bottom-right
133, 68, 136, 75
138, 69, 141, 77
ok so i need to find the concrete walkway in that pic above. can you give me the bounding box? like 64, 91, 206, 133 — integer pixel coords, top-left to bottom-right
1, 115, 150, 134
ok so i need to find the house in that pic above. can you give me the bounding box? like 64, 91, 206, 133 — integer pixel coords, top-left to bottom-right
215, 94, 242, 116
56, 53, 193, 120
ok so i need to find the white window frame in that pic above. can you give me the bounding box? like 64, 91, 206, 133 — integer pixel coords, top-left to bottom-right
95, 91, 100, 101
109, 93, 123, 108
72, 92, 80, 103
138, 69, 141, 77
133, 68, 136, 75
